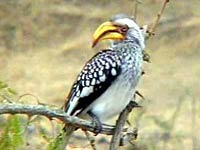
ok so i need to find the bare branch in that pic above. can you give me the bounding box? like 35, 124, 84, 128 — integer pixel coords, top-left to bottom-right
84, 130, 97, 150
0, 103, 115, 135
17, 93, 39, 102
134, 0, 138, 21
0, 94, 14, 103
120, 128, 137, 146
148, 0, 170, 37
110, 101, 138, 150
133, 0, 142, 21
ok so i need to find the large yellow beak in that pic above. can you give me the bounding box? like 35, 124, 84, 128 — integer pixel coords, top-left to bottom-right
92, 21, 125, 48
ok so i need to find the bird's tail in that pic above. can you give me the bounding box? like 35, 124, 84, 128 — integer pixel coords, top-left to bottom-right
48, 124, 75, 150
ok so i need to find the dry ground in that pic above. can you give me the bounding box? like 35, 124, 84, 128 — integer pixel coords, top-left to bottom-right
0, 0, 200, 149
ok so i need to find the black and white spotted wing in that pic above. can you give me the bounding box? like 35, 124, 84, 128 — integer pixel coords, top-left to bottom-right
64, 49, 122, 116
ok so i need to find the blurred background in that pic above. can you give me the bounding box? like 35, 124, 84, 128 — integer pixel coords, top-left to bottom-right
0, 0, 200, 149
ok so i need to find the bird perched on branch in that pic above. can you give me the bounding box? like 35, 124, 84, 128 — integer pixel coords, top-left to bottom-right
64, 14, 147, 132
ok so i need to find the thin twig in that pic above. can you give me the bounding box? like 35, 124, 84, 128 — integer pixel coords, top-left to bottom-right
133, 0, 142, 21
191, 95, 197, 150
0, 94, 14, 103
119, 128, 138, 146
84, 130, 97, 150
148, 0, 170, 37
17, 93, 40, 102
134, 0, 138, 21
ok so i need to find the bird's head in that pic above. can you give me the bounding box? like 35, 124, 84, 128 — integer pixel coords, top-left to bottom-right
92, 14, 146, 49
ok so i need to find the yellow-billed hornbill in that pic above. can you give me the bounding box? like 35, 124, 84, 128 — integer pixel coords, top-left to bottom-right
64, 14, 147, 132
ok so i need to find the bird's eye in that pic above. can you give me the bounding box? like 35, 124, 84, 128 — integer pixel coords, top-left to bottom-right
120, 25, 128, 33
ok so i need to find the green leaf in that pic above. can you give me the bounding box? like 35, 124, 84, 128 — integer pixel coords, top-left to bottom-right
48, 131, 66, 150
8, 88, 17, 95
0, 115, 25, 150
0, 81, 8, 89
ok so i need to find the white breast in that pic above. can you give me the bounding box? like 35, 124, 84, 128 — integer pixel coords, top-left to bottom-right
88, 75, 135, 121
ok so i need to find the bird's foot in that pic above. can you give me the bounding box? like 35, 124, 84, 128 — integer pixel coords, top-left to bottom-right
93, 120, 102, 135
88, 111, 102, 135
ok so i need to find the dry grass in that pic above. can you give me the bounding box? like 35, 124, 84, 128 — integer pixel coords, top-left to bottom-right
0, 0, 200, 149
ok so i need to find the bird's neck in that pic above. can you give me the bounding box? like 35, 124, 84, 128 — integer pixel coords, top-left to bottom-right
125, 29, 145, 50
110, 39, 143, 85
111, 39, 144, 54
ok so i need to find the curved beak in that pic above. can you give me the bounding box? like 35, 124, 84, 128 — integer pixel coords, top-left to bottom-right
92, 21, 125, 48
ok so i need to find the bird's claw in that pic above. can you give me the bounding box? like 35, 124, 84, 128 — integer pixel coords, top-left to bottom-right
88, 111, 103, 135
92, 119, 102, 135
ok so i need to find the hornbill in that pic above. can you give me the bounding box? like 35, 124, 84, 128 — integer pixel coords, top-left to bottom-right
64, 14, 147, 133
